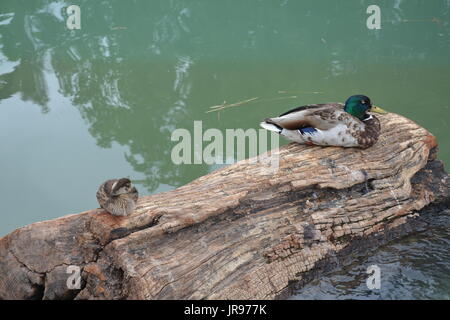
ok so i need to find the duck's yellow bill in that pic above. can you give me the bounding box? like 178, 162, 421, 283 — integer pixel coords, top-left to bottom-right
371, 105, 387, 114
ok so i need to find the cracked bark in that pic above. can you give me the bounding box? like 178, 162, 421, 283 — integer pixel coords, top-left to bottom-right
0, 113, 448, 300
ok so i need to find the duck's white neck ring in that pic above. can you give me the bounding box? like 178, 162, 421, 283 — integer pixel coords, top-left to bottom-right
363, 114, 373, 121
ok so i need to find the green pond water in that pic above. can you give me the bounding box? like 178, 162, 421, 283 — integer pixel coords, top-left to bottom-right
0, 0, 449, 299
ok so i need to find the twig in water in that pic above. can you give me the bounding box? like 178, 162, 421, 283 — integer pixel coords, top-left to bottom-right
402, 17, 445, 25
206, 97, 259, 113
278, 90, 324, 94
209, 101, 227, 109
262, 95, 298, 102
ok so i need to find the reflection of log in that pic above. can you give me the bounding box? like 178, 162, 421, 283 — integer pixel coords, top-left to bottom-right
0, 113, 449, 300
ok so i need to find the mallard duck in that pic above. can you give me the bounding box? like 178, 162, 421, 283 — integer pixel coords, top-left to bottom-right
96, 178, 139, 216
260, 95, 386, 149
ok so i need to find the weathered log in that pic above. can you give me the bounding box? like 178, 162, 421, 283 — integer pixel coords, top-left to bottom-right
0, 112, 448, 300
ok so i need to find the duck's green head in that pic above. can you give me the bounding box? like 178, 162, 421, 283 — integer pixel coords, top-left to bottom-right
344, 95, 373, 120
344, 95, 387, 119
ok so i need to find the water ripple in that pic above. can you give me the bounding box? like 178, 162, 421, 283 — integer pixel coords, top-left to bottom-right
293, 210, 450, 300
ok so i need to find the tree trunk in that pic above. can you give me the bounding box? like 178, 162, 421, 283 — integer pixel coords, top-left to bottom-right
0, 112, 448, 300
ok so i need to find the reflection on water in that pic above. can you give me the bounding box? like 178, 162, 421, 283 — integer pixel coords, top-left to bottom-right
293, 210, 450, 300
0, 0, 449, 298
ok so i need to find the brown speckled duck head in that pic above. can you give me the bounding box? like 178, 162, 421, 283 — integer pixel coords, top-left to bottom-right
111, 178, 134, 196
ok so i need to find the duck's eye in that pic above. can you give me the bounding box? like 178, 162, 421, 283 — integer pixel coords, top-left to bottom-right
361, 100, 366, 104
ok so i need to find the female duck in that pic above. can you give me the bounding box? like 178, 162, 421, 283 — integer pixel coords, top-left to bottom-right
96, 178, 139, 216
260, 95, 386, 149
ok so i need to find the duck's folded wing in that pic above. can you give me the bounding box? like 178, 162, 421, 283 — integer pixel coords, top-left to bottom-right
131, 187, 139, 202
265, 103, 345, 131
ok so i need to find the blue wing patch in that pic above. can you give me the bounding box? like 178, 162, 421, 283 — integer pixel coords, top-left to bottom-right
298, 127, 317, 135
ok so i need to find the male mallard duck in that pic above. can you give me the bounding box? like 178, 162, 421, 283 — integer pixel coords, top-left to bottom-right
96, 178, 139, 216
260, 95, 386, 149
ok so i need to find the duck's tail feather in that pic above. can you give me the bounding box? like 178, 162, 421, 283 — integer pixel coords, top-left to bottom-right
260, 118, 283, 133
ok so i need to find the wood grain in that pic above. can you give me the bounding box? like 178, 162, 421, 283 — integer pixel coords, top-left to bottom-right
0, 112, 448, 300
